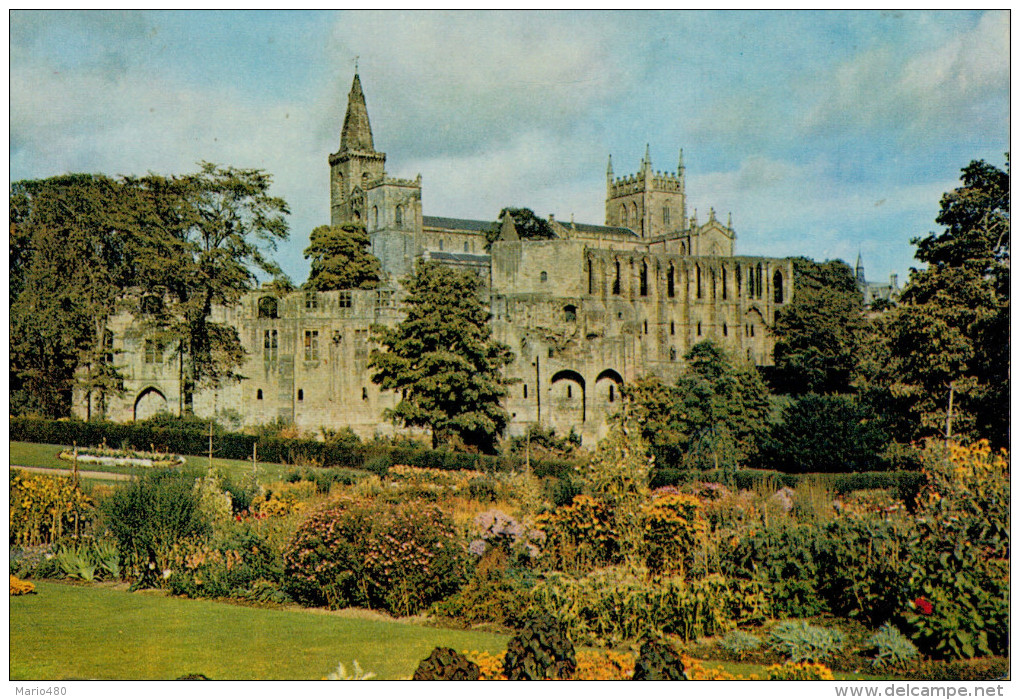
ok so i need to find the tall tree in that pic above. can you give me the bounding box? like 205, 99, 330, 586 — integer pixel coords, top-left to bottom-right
770, 257, 865, 395
303, 223, 381, 290
369, 260, 515, 452
881, 159, 1009, 445
625, 341, 771, 469
126, 162, 290, 414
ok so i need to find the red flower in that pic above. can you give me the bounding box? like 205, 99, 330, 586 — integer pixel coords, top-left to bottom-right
914, 596, 933, 615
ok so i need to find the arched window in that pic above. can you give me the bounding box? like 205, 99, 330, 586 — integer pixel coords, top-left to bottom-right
711, 268, 717, 299
663, 205, 670, 226
756, 263, 763, 298
362, 172, 370, 186
736, 266, 742, 296
566, 385, 572, 399
697, 321, 702, 335
587, 259, 594, 295
256, 389, 263, 400
523, 385, 528, 399
612, 260, 621, 295
395, 205, 403, 226
631, 203, 640, 235
608, 384, 615, 402
540, 271, 548, 283
722, 268, 728, 300
564, 305, 577, 322
773, 269, 785, 303
362, 387, 368, 400
621, 205, 628, 227
695, 264, 702, 299
372, 206, 378, 228
297, 389, 304, 402
640, 261, 648, 296
438, 239, 443, 251
257, 296, 278, 319
670, 347, 677, 361
670, 321, 675, 335
723, 323, 728, 336
667, 263, 675, 298
464, 241, 469, 252
643, 319, 648, 334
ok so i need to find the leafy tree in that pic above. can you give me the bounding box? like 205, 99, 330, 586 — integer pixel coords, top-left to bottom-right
770, 257, 865, 395
625, 341, 771, 469
369, 260, 515, 452
756, 394, 889, 473
484, 207, 556, 248
129, 163, 290, 413
303, 223, 381, 290
880, 159, 1009, 445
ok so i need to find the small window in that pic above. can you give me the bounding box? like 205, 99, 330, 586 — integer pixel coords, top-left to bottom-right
750, 324, 755, 337
258, 296, 278, 319
523, 385, 528, 399
670, 321, 675, 335
395, 205, 403, 226
670, 347, 677, 361
643, 320, 648, 334
338, 291, 352, 308
264, 330, 278, 361
723, 323, 728, 337
438, 239, 444, 251
362, 172, 370, 186
640, 261, 648, 296
305, 291, 318, 310
697, 321, 702, 336
376, 290, 393, 308
256, 389, 263, 400
144, 340, 163, 364
362, 387, 368, 401
540, 271, 548, 283
548, 348, 554, 358
566, 385, 572, 399
612, 261, 621, 295
297, 389, 304, 402
464, 241, 469, 253
667, 263, 675, 298
608, 385, 615, 403
564, 305, 577, 322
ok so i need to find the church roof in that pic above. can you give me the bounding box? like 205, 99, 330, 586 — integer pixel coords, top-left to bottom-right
568, 222, 638, 237
339, 73, 375, 153
422, 216, 495, 233
423, 251, 492, 263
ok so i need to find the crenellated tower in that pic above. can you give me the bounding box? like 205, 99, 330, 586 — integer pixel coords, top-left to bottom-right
605, 146, 687, 238
329, 73, 387, 226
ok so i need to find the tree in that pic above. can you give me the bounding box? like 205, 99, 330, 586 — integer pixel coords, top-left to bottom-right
770, 257, 865, 395
303, 223, 381, 290
880, 159, 1009, 445
756, 394, 889, 473
625, 341, 771, 469
369, 260, 515, 452
130, 163, 290, 413
484, 207, 556, 248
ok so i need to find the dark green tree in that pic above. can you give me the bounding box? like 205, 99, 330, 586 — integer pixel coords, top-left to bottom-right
484, 207, 556, 248
369, 260, 515, 452
770, 257, 865, 395
303, 223, 381, 290
880, 159, 1009, 445
625, 341, 771, 469
756, 394, 889, 473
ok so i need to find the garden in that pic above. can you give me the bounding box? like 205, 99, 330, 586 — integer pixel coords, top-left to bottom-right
9, 414, 1009, 681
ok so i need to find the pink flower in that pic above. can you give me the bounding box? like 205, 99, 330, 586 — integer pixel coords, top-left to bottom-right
914, 597, 934, 615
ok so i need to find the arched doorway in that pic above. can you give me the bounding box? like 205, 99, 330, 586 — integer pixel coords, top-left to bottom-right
134, 387, 168, 421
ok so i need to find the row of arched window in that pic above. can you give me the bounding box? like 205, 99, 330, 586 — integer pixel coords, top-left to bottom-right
371, 204, 404, 229
587, 258, 785, 304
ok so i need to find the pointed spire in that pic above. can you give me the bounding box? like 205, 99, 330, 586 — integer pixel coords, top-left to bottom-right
498, 212, 519, 242
678, 148, 685, 173
340, 73, 375, 153
643, 143, 652, 171
607, 154, 614, 179
855, 251, 866, 285
727, 212, 733, 229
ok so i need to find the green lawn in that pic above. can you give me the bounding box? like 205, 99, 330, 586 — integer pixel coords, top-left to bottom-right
10, 441, 293, 483
10, 581, 508, 680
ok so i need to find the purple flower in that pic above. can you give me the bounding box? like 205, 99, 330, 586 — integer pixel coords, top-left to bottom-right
469, 539, 488, 557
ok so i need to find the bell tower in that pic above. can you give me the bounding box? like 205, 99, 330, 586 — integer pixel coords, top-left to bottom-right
605, 146, 686, 238
329, 73, 386, 226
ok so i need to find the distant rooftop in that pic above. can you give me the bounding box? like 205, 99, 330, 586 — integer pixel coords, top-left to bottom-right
423, 215, 638, 239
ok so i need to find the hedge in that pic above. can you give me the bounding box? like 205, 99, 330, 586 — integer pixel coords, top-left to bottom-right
9, 416, 579, 477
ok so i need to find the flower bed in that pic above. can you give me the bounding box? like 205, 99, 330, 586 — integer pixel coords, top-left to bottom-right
58, 446, 185, 469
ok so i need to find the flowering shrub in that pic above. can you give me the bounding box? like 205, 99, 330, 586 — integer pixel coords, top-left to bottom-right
536, 495, 620, 572
10, 575, 36, 596
283, 497, 468, 615
462, 650, 506, 680
167, 525, 283, 601
469, 509, 544, 562
10, 469, 94, 546
573, 649, 635, 680
640, 493, 707, 577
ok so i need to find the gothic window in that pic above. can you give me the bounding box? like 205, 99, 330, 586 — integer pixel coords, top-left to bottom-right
722, 268, 728, 300
711, 268, 717, 299
144, 340, 163, 364
257, 296, 278, 319
643, 320, 648, 334
670, 347, 677, 361
264, 330, 278, 361
773, 270, 785, 304
362, 172, 370, 186
438, 239, 443, 251
613, 260, 621, 295
564, 305, 577, 322
681, 241, 687, 255
696, 264, 702, 299
697, 321, 702, 336
372, 206, 378, 228
621, 205, 628, 227
335, 173, 344, 198
566, 385, 572, 399
736, 266, 742, 296
257, 389, 263, 400
523, 385, 528, 399
395, 205, 403, 226
305, 291, 318, 310
756, 263, 763, 298
723, 323, 728, 336
667, 263, 675, 298
304, 330, 319, 361
670, 321, 675, 335
338, 291, 352, 308
362, 387, 368, 401
298, 389, 304, 402
608, 384, 615, 402
464, 241, 469, 252
640, 261, 648, 296
540, 271, 548, 283
587, 259, 594, 295
663, 206, 670, 226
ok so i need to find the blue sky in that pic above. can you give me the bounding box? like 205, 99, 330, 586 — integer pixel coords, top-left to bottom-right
10, 10, 1009, 286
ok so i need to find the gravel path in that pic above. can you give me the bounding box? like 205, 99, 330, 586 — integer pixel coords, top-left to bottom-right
11, 465, 132, 481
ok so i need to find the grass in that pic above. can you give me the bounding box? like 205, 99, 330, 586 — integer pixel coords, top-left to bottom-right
10, 441, 293, 483
10, 581, 508, 680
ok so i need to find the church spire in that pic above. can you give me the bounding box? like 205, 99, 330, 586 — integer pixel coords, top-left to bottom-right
339, 73, 375, 153
642, 143, 651, 172
607, 154, 614, 179
855, 252, 866, 285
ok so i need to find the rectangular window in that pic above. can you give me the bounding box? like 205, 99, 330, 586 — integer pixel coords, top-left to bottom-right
376, 290, 393, 308
338, 291, 352, 308
264, 330, 278, 361
144, 340, 163, 364
304, 330, 319, 361
305, 291, 318, 310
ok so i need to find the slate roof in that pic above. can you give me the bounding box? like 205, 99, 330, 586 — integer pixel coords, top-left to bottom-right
424, 251, 492, 263
422, 216, 495, 233
568, 222, 638, 237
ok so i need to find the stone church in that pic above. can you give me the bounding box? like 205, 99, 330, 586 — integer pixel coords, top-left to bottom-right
86, 73, 795, 446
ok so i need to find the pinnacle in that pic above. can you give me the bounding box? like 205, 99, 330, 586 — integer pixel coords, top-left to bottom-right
340, 72, 376, 153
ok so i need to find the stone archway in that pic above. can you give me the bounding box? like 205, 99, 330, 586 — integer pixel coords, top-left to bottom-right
134, 387, 168, 421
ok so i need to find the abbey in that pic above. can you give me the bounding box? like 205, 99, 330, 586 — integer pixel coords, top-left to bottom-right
86, 73, 795, 446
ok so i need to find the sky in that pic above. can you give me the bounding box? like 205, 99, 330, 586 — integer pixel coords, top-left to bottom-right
10, 10, 1010, 286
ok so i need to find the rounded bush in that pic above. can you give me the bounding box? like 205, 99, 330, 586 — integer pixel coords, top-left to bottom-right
283, 497, 467, 616
503, 614, 576, 680
412, 647, 480, 680
632, 636, 687, 680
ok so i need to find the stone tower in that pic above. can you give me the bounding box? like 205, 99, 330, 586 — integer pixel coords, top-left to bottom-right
605, 146, 687, 238
329, 73, 387, 226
